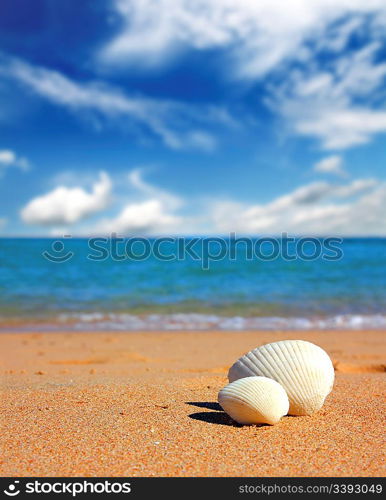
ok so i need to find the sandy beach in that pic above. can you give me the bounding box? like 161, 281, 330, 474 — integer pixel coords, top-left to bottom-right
1, 330, 385, 477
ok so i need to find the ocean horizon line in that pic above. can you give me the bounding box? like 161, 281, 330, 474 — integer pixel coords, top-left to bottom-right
1, 235, 386, 240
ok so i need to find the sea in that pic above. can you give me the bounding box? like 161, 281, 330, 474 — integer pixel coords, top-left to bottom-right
0, 237, 385, 331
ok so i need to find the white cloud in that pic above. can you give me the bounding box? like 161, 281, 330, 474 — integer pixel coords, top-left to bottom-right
128, 168, 182, 209
269, 42, 386, 149
0, 56, 229, 151
2, 4, 386, 156
93, 168, 183, 235
0, 150, 16, 165
99, 2, 386, 151
333, 178, 376, 198
95, 199, 182, 235
21, 171, 112, 226
100, 0, 386, 78
0, 149, 29, 174
18, 168, 386, 235
314, 155, 346, 176
296, 108, 386, 150
210, 178, 384, 235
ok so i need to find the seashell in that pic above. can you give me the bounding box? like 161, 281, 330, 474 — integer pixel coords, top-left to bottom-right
228, 340, 334, 416
218, 376, 289, 425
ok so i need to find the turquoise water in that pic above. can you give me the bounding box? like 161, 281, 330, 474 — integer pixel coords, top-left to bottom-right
0, 237, 385, 330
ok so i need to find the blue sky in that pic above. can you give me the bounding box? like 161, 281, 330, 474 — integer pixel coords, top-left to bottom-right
0, 0, 386, 235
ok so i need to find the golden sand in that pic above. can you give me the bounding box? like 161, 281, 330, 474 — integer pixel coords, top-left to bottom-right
1, 330, 385, 477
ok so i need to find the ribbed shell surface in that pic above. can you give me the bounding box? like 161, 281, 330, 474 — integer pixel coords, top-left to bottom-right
218, 376, 289, 425
228, 340, 334, 416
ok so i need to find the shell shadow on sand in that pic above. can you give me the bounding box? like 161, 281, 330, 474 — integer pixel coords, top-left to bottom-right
186, 401, 240, 426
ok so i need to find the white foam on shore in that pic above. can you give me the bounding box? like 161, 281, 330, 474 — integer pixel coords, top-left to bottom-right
53, 312, 386, 331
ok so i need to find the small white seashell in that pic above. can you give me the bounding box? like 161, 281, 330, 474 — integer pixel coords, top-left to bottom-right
228, 340, 334, 416
218, 376, 289, 425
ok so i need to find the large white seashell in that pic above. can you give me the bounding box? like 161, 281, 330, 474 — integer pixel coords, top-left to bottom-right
218, 376, 289, 425
228, 340, 334, 416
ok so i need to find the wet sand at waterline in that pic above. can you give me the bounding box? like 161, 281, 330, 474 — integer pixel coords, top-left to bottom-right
1, 330, 385, 477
